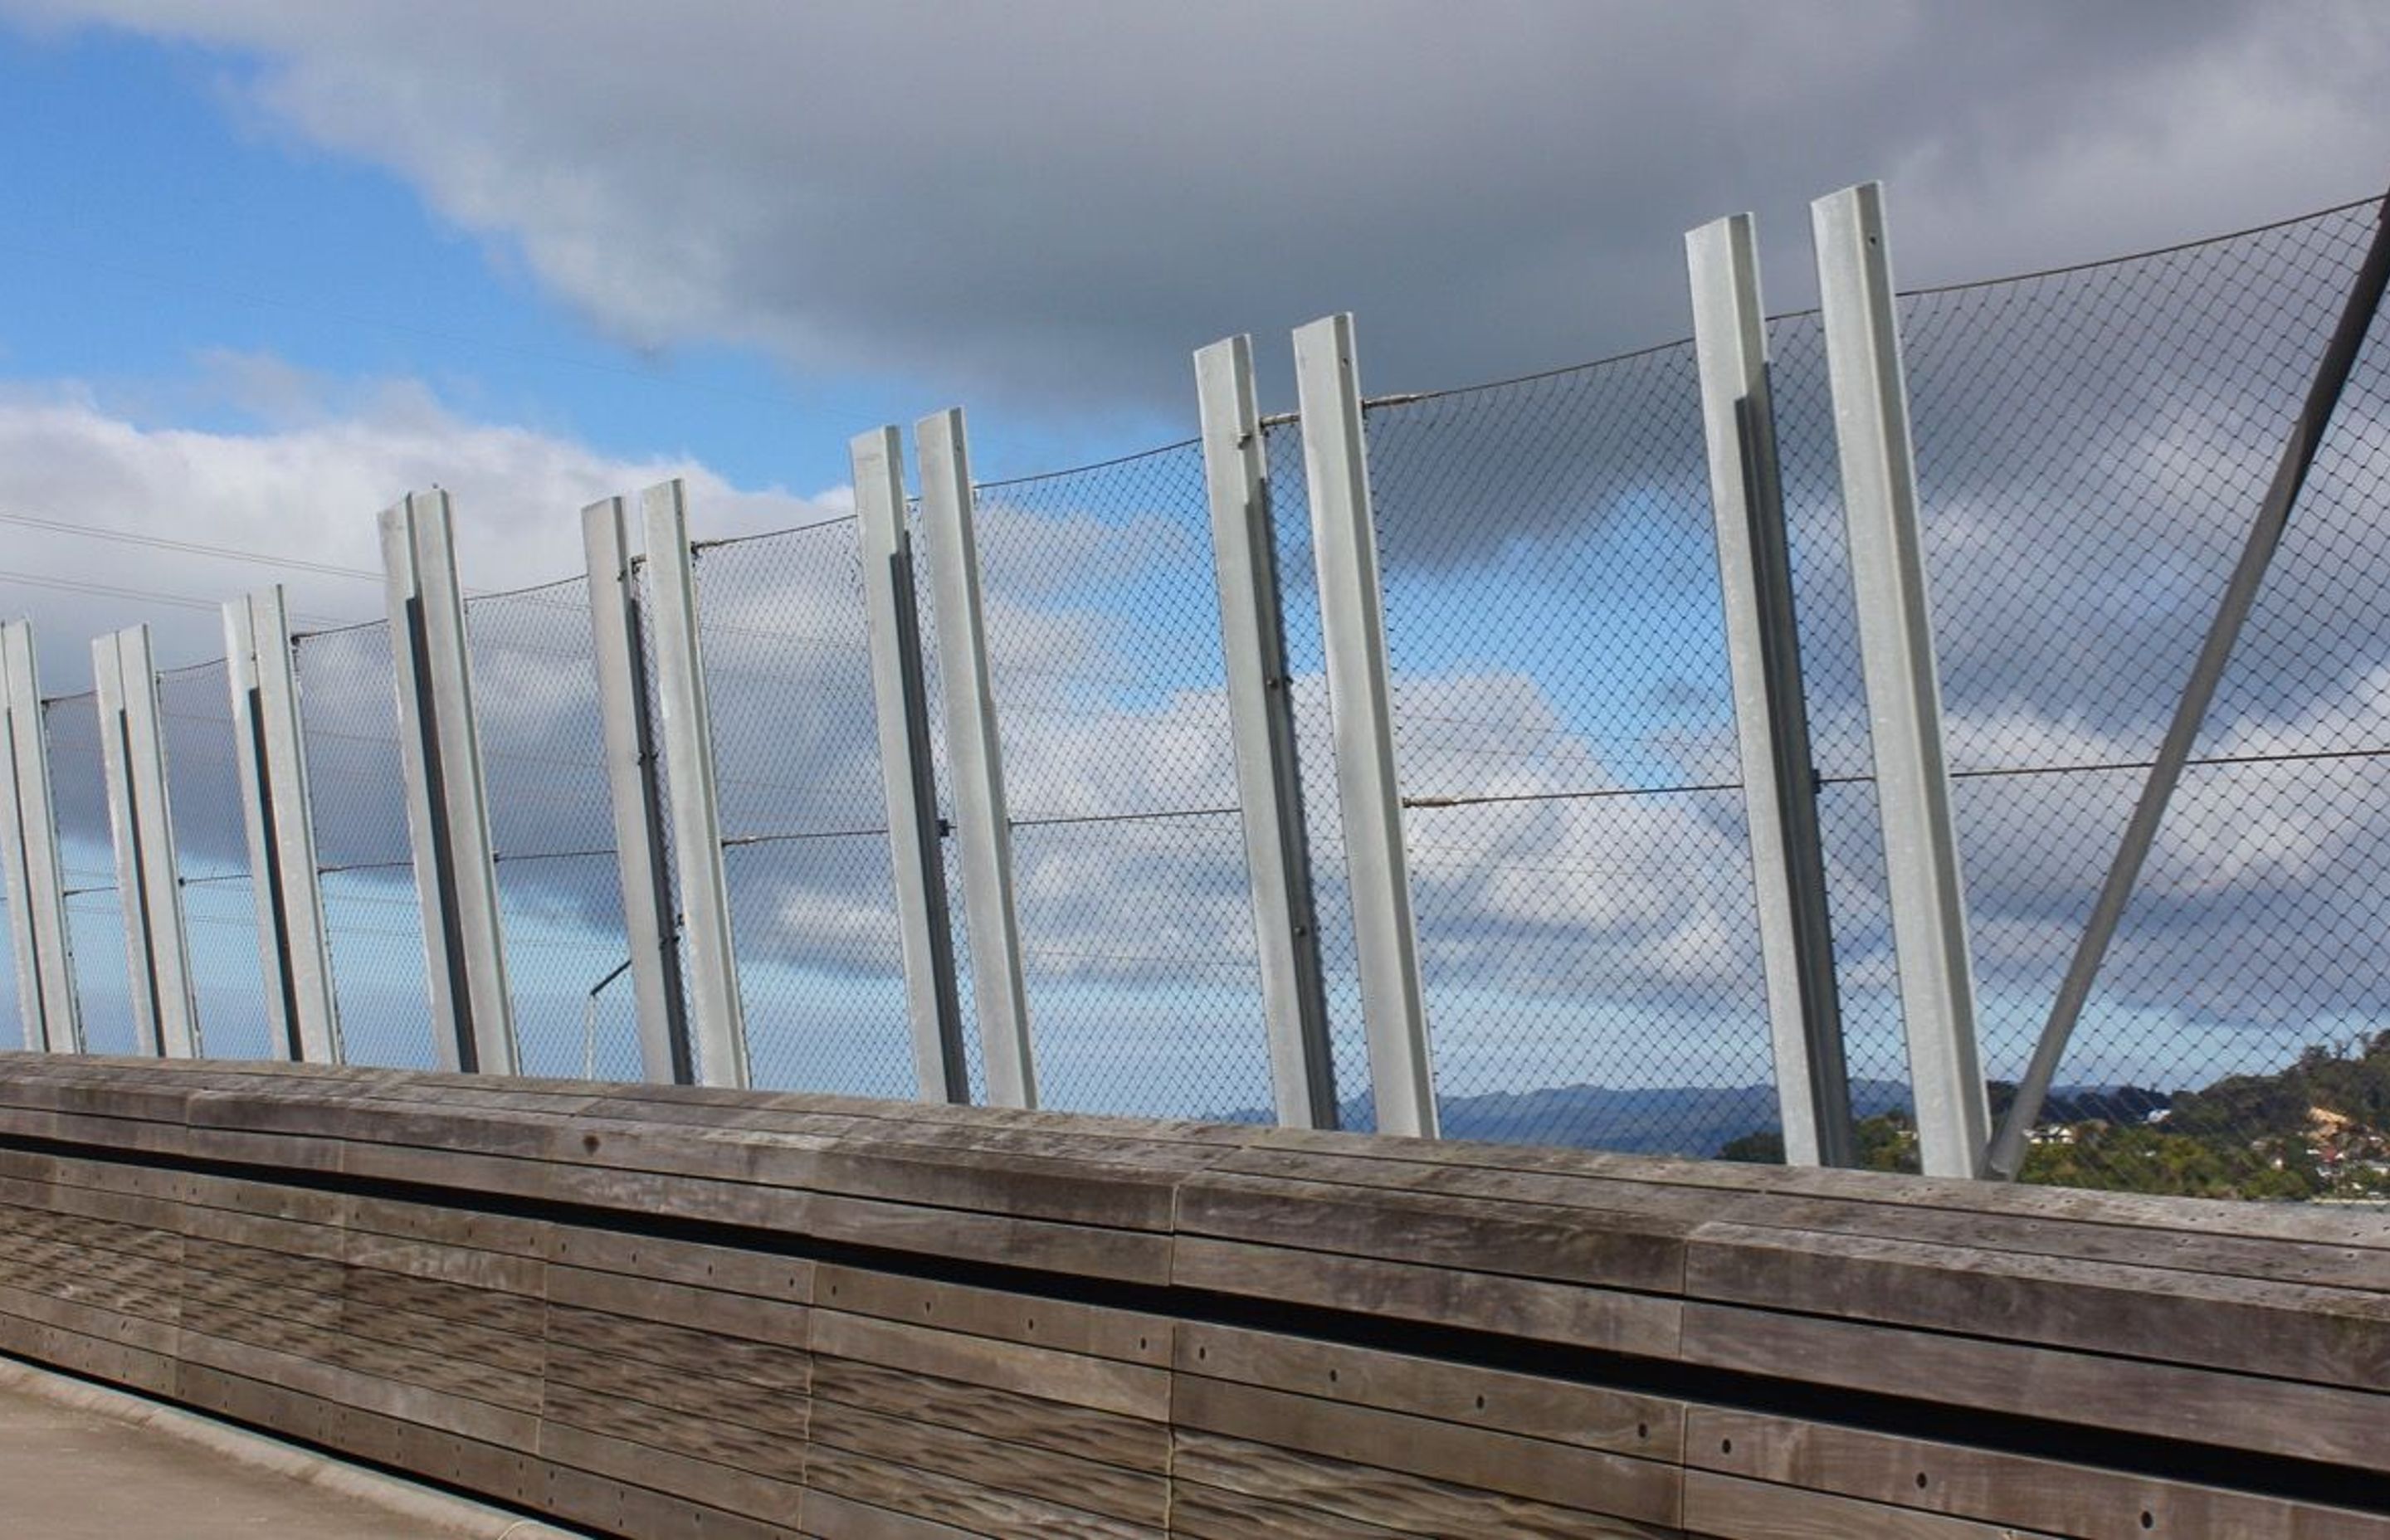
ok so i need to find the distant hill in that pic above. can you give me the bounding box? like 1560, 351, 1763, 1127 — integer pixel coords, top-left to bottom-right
1213, 1078, 2147, 1159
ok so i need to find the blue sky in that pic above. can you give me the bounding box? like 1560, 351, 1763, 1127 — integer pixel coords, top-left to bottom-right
3, 3, 2388, 1143
0, 27, 1160, 502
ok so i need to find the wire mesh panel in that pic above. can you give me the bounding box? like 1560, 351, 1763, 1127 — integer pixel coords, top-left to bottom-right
42, 694, 132, 1053
1893, 198, 2390, 1193
691, 522, 914, 1099
158, 659, 273, 1060
1360, 346, 1774, 1156
968, 444, 1273, 1120
466, 577, 640, 1080
292, 621, 432, 1068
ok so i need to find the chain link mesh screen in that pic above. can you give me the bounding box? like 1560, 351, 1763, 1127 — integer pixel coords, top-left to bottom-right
1893, 198, 2390, 1194
156, 659, 273, 1060
464, 577, 640, 1080
969, 445, 1273, 1120
1361, 345, 1774, 1154
291, 621, 433, 1068
693, 521, 915, 1099
39, 694, 129, 1053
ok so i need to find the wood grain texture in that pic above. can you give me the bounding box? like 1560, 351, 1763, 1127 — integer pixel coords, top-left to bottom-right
2, 1055, 2388, 1540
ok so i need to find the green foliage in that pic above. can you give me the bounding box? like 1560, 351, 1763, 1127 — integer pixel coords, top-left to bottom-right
1711, 1031, 2390, 1201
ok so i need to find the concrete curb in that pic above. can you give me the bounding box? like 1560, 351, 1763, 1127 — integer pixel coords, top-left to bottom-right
0, 1357, 588, 1538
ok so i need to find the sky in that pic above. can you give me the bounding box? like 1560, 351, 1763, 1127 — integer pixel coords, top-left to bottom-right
0, 0, 2383, 667
1, 2, 2387, 1138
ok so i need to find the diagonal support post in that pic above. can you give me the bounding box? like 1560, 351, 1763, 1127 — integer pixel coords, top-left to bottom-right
0, 622, 78, 1051
1986, 190, 2390, 1180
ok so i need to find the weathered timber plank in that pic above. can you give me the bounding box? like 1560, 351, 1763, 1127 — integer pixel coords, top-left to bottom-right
543, 1377, 807, 1482
544, 1461, 809, 1540
538, 1418, 807, 1528
1175, 1321, 1681, 1463
1173, 1377, 1680, 1528
546, 1337, 812, 1437
802, 1440, 1158, 1540
175, 1324, 539, 1450
548, 1264, 809, 1347
797, 1487, 985, 1540
808, 1355, 1165, 1473
345, 1230, 546, 1298
0, 1309, 178, 1396
1163, 1479, 1422, 1540
1685, 1220, 2390, 1387
1682, 1469, 2063, 1539
811, 1310, 1169, 1421
815, 1265, 1169, 1365
544, 1300, 813, 1394
547, 1226, 814, 1300
1680, 1301, 2390, 1469
1176, 1170, 1690, 1294
1173, 1236, 1683, 1356
345, 1259, 545, 1336
805, 1191, 1170, 1284
807, 1396, 1166, 1527
1169, 1428, 1681, 1540
1686, 1406, 2390, 1540
0, 1278, 178, 1352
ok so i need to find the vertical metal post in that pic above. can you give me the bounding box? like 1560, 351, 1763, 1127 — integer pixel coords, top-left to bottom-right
583, 496, 695, 1085
0, 622, 77, 1051
382, 489, 517, 1077
1812, 183, 1988, 1177
1290, 314, 1438, 1139
93, 626, 198, 1058
852, 429, 969, 1104
1197, 335, 1339, 1130
640, 479, 749, 1089
226, 588, 341, 1064
915, 409, 1036, 1109
1688, 214, 1856, 1168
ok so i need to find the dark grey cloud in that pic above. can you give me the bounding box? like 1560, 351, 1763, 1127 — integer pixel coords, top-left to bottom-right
5, 0, 2379, 421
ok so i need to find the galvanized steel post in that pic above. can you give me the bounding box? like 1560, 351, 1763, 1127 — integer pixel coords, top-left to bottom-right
225, 588, 341, 1063
0, 622, 78, 1051
382, 490, 518, 1076
1688, 213, 1855, 1168
915, 409, 1037, 1109
852, 427, 970, 1104
1290, 314, 1437, 1139
583, 497, 696, 1085
1197, 335, 1339, 1129
1812, 183, 1988, 1177
93, 626, 198, 1058
639, 480, 749, 1089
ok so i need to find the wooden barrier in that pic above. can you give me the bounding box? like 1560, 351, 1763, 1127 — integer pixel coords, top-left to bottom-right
0, 1054, 2383, 1538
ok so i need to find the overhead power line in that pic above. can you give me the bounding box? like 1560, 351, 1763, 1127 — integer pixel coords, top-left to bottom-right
0, 504, 380, 582
0, 568, 346, 628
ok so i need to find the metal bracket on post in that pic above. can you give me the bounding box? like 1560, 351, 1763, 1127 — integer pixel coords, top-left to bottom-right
852, 428, 969, 1104
1812, 183, 1988, 1177
915, 408, 1037, 1110
0, 622, 78, 1051
1688, 214, 1856, 1168
1197, 335, 1339, 1130
1290, 314, 1437, 1139
382, 490, 517, 1077
93, 626, 198, 1058
583, 496, 695, 1086
226, 588, 341, 1063
640, 480, 749, 1089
